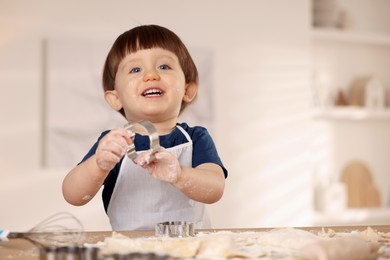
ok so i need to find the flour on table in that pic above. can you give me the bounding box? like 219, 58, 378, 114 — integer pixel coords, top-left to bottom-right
96, 227, 390, 259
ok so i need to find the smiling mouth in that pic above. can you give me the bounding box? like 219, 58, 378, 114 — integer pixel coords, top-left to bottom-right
142, 88, 164, 97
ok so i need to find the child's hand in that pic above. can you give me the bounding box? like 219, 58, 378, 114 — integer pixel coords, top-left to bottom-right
95, 128, 131, 171
141, 149, 181, 184
133, 149, 157, 166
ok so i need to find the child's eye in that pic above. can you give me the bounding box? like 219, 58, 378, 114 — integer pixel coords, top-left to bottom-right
130, 67, 141, 73
158, 64, 171, 70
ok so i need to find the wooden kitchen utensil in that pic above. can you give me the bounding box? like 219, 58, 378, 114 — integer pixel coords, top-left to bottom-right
341, 160, 381, 208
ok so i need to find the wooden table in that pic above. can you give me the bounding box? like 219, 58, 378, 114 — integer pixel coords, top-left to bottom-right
1, 225, 390, 260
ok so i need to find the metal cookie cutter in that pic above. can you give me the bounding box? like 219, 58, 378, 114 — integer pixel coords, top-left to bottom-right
155, 221, 195, 237
124, 120, 161, 161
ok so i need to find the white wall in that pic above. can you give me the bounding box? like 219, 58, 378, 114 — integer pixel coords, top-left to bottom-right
0, 0, 314, 231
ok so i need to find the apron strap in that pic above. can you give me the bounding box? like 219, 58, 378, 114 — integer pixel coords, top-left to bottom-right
176, 125, 192, 143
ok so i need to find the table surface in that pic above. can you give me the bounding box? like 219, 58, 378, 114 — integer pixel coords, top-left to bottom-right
2, 225, 390, 260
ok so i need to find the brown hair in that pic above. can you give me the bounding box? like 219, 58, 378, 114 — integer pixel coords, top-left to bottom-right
102, 24, 198, 117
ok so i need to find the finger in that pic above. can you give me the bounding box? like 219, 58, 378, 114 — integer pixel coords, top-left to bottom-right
98, 140, 125, 158
96, 150, 121, 171
154, 151, 175, 162
101, 131, 130, 154
117, 127, 134, 145
109, 128, 133, 145
154, 150, 167, 159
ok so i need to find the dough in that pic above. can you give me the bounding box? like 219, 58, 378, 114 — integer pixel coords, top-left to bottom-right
97, 227, 388, 259
301, 236, 375, 260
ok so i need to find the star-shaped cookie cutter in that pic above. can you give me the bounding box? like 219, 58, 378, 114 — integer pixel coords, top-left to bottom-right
124, 120, 161, 161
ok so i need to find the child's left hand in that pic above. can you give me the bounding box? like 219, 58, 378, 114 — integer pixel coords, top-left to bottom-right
137, 149, 181, 184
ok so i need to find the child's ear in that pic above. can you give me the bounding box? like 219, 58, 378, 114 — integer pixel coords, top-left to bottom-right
104, 90, 123, 111
183, 83, 198, 102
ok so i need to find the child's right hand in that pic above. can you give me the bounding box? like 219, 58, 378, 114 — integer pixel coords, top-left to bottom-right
95, 128, 132, 171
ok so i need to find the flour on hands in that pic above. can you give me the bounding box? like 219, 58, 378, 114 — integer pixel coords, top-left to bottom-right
135, 149, 181, 184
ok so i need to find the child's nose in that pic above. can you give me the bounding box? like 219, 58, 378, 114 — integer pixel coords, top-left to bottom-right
143, 69, 160, 81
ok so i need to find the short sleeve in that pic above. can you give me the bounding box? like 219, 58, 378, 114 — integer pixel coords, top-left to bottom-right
190, 126, 228, 178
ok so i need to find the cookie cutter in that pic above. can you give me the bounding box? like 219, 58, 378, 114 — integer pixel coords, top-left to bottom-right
40, 246, 99, 260
155, 221, 195, 237
124, 120, 161, 161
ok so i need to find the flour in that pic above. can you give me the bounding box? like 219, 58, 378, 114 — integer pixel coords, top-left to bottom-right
82, 195, 92, 201
133, 150, 155, 166
96, 227, 390, 259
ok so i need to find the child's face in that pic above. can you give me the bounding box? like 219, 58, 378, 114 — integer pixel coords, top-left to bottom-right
108, 48, 193, 123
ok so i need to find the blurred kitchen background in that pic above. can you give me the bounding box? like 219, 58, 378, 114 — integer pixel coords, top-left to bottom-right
1, 0, 390, 231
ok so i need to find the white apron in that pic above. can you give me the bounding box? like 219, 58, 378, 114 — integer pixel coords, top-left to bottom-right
107, 125, 211, 231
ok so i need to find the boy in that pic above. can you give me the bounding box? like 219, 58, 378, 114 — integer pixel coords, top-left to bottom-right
62, 25, 227, 231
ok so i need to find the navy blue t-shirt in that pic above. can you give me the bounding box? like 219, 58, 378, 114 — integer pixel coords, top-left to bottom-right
80, 123, 228, 212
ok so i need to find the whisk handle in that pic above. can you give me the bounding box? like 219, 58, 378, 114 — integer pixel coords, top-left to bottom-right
0, 229, 11, 241
0, 230, 24, 241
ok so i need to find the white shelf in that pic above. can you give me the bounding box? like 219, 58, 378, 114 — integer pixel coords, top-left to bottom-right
312, 107, 390, 121
311, 28, 390, 46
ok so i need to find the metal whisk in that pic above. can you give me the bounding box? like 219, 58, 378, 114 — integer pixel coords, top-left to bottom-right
1, 212, 85, 247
